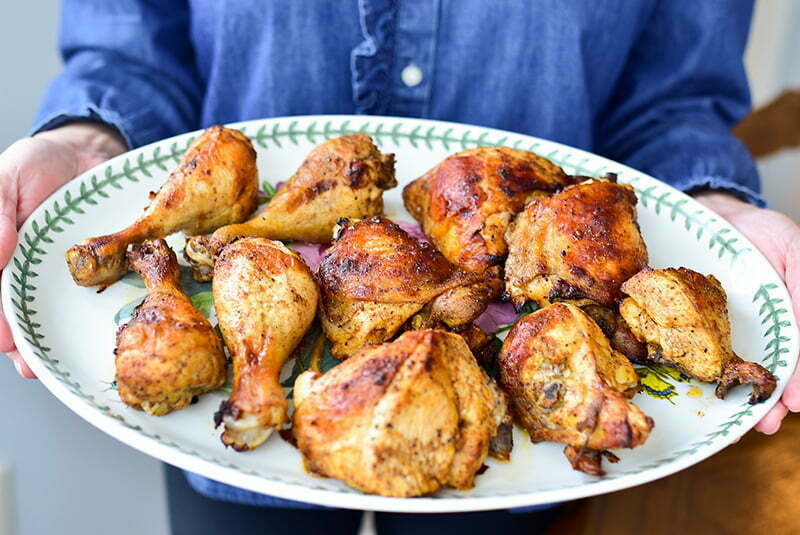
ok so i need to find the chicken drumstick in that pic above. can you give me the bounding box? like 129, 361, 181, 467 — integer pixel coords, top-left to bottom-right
115, 239, 227, 416
66, 126, 258, 287
213, 238, 319, 451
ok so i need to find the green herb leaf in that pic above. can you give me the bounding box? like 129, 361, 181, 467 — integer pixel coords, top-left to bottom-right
281, 320, 340, 389
189, 291, 214, 318
259, 180, 278, 205
114, 296, 145, 325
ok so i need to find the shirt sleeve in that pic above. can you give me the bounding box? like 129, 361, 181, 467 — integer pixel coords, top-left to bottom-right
594, 1, 764, 207
32, 0, 203, 149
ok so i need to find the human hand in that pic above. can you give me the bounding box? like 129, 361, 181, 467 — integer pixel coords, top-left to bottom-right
0, 122, 126, 378
694, 191, 800, 434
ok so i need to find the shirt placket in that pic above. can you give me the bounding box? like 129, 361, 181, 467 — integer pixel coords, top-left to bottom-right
389, 0, 440, 118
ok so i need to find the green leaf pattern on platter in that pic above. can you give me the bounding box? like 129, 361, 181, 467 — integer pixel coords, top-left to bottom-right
5, 118, 791, 495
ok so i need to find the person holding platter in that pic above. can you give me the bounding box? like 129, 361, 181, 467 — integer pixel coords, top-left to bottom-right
0, 1, 798, 533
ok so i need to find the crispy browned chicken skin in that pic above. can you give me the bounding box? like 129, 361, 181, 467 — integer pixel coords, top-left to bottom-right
620, 267, 777, 403
293, 329, 509, 497
498, 303, 653, 475
403, 146, 576, 274
213, 238, 319, 451
185, 133, 396, 280
504, 178, 649, 359
316, 216, 489, 359
505, 178, 647, 308
66, 126, 258, 287
403, 147, 579, 310
115, 239, 227, 416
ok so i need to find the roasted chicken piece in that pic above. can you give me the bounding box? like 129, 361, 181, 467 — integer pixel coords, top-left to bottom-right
293, 329, 510, 497
316, 216, 489, 359
505, 177, 647, 308
115, 239, 227, 416
498, 303, 653, 475
66, 126, 258, 287
404, 146, 580, 308
582, 304, 648, 362
504, 177, 648, 359
620, 267, 777, 403
185, 134, 396, 280
213, 238, 319, 451
403, 146, 577, 277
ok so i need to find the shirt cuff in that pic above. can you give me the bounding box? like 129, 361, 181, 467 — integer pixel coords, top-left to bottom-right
183, 471, 328, 509
671, 175, 767, 208
30, 106, 134, 150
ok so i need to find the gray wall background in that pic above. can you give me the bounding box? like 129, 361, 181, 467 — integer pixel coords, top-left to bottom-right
0, 2, 798, 535
0, 3, 169, 535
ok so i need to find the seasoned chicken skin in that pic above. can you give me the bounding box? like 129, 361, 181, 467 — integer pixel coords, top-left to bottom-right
403, 146, 576, 275
213, 238, 319, 451
115, 239, 227, 416
498, 303, 652, 475
505, 178, 648, 309
293, 329, 509, 497
316, 216, 488, 359
504, 178, 648, 359
66, 126, 258, 287
185, 134, 396, 280
620, 267, 777, 403
403, 147, 578, 307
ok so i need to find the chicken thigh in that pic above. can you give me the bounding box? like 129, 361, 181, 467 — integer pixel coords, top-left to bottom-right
293, 329, 509, 497
504, 177, 648, 359
185, 133, 396, 280
316, 216, 488, 359
403, 147, 579, 307
213, 238, 319, 451
66, 126, 258, 287
115, 239, 227, 416
498, 303, 652, 475
620, 267, 777, 403
403, 146, 576, 275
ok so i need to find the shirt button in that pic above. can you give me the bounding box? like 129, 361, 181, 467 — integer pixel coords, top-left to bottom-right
401, 64, 424, 87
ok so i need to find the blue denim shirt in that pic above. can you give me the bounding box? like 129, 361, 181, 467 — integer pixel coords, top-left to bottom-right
34, 0, 761, 508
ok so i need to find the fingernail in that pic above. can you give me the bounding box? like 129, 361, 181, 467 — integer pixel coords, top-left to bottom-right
12, 359, 22, 376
